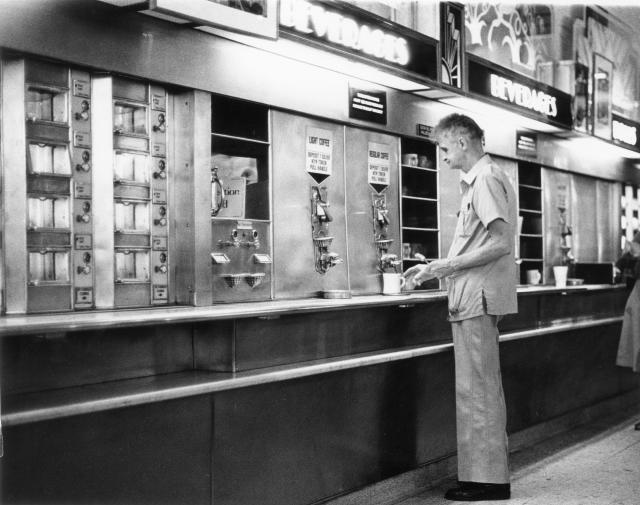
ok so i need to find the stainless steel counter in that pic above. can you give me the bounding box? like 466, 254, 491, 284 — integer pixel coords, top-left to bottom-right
0, 284, 622, 337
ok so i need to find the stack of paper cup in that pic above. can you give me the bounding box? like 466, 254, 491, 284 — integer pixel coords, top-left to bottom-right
553, 266, 568, 287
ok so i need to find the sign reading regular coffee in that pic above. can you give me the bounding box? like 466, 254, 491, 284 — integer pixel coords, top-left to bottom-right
612, 114, 640, 152
280, 0, 437, 80
367, 142, 390, 188
468, 57, 572, 129
349, 87, 387, 124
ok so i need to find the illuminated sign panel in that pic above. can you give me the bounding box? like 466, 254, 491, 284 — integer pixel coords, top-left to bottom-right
280, 0, 408, 65
279, 0, 437, 80
516, 131, 538, 157
612, 114, 640, 151
468, 56, 572, 129
490, 74, 557, 117
349, 86, 387, 125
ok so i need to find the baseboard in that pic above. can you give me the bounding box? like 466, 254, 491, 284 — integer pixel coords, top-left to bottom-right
321, 389, 640, 505
508, 388, 640, 452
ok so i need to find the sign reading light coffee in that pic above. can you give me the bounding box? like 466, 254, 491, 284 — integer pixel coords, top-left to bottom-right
468, 57, 572, 129
279, 0, 437, 80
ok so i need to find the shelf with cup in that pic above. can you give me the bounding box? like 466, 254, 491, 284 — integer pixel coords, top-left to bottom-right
517, 161, 543, 284
400, 136, 439, 290
521, 260, 544, 286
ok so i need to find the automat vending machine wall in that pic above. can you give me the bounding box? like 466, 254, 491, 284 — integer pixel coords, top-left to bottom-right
345, 128, 401, 294
209, 96, 272, 302
0, 60, 174, 313
271, 111, 348, 299
1, 58, 96, 313
112, 77, 170, 307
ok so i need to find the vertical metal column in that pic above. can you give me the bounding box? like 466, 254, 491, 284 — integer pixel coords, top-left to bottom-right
172, 90, 212, 306
149, 85, 169, 304
91, 75, 115, 309
1, 59, 27, 314
70, 68, 95, 309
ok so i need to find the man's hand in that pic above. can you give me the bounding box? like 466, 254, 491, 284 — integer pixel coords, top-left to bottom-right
403, 263, 436, 288
426, 258, 455, 279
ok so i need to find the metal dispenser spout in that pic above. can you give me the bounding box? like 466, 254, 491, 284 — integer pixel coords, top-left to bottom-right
380, 253, 401, 272
319, 251, 343, 271
559, 206, 575, 265
311, 186, 342, 274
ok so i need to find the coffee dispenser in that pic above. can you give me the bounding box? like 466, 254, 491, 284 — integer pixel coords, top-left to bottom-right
310, 185, 343, 274
345, 128, 401, 295
271, 112, 348, 299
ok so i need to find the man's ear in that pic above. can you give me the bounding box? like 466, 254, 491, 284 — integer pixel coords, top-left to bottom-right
457, 136, 467, 150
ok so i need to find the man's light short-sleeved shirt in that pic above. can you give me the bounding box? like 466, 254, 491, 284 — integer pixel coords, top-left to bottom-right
446, 154, 518, 321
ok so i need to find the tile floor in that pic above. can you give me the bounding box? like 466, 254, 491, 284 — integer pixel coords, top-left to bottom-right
396, 409, 640, 505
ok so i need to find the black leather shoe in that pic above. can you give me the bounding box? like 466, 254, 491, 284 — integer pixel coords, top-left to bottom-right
444, 482, 510, 501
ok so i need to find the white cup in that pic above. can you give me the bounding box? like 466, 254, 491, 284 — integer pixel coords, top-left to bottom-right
526, 269, 541, 285
382, 273, 406, 295
553, 266, 568, 287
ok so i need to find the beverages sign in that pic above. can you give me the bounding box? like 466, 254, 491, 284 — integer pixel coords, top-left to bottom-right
281, 0, 409, 66
279, 0, 437, 80
468, 56, 572, 129
490, 74, 557, 118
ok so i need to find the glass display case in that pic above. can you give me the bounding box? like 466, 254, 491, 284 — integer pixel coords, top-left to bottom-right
26, 86, 67, 123
115, 250, 150, 282
400, 136, 439, 289
518, 160, 544, 283
28, 250, 70, 284
23, 60, 76, 311
28, 142, 71, 175
111, 77, 169, 306
114, 151, 150, 183
28, 196, 69, 229
113, 102, 147, 135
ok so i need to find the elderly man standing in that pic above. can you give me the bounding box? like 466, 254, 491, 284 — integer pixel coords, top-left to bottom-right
404, 113, 517, 501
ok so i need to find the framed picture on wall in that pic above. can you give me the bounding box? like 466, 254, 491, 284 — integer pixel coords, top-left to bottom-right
592, 53, 613, 139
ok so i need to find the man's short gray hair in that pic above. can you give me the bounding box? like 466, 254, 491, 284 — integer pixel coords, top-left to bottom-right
434, 113, 484, 142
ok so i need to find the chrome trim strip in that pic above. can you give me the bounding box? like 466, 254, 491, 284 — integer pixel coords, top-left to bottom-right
0, 284, 624, 336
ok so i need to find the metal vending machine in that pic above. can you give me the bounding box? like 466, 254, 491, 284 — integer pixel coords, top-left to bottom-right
112, 77, 170, 307
209, 96, 272, 302
271, 111, 347, 299
2, 58, 97, 313
345, 128, 401, 295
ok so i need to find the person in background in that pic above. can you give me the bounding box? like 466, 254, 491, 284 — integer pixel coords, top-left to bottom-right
404, 113, 517, 501
616, 233, 640, 289
615, 232, 640, 430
